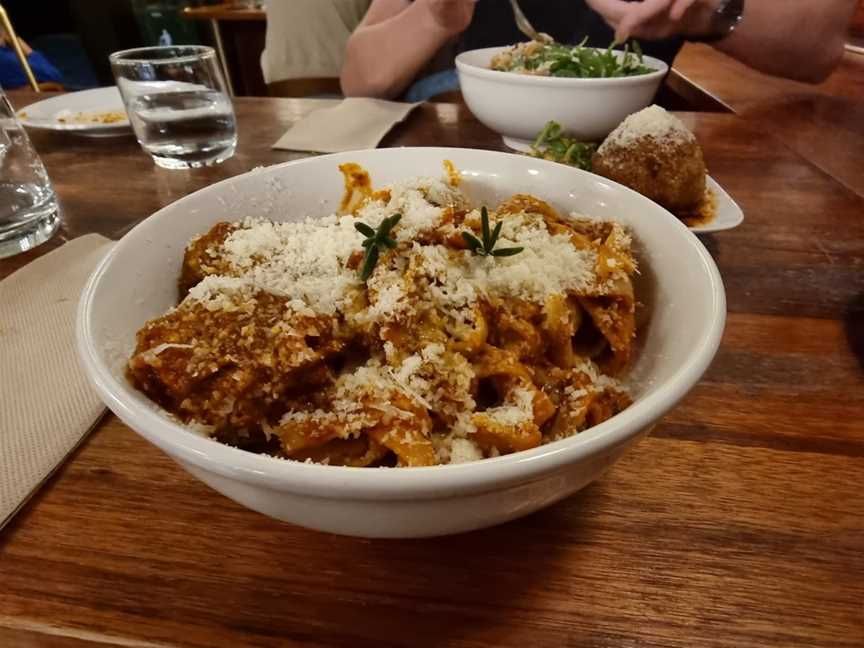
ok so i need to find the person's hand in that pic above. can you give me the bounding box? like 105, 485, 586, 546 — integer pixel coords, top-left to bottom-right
0, 28, 33, 54
422, 0, 478, 36
586, 0, 721, 42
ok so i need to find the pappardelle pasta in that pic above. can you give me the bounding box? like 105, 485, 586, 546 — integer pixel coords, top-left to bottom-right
127, 162, 638, 467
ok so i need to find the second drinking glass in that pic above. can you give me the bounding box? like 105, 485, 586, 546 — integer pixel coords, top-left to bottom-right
110, 46, 237, 169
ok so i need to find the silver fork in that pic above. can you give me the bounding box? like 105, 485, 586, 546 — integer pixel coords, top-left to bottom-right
508, 0, 553, 42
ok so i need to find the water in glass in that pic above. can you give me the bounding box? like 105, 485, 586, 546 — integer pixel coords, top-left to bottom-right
110, 46, 237, 170
0, 90, 60, 259
127, 89, 237, 169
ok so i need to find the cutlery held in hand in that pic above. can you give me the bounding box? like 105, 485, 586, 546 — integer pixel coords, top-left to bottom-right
508, 0, 553, 42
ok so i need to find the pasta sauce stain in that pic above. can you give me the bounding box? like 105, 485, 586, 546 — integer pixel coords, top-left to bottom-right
681, 188, 718, 228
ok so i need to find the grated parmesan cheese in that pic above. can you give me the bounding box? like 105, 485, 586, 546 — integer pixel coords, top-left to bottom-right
414, 211, 596, 310
185, 275, 255, 311
571, 359, 622, 393
188, 214, 366, 315
388, 342, 475, 417
353, 175, 465, 243
159, 168, 635, 466
598, 104, 695, 153
449, 437, 484, 464
482, 386, 535, 426
183, 178, 605, 324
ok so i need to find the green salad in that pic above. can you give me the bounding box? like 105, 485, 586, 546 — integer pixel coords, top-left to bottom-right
490, 38, 653, 78
530, 121, 598, 171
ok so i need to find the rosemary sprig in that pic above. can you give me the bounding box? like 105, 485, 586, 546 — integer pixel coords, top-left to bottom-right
462, 207, 523, 258
354, 213, 401, 281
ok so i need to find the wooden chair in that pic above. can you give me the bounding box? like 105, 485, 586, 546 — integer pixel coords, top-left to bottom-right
266, 77, 342, 98
0, 3, 40, 91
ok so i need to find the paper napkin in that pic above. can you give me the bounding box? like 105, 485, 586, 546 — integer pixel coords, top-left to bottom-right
0, 234, 114, 529
273, 97, 420, 153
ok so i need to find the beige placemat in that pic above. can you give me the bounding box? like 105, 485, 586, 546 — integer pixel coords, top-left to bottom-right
1, 234, 114, 530
273, 97, 420, 153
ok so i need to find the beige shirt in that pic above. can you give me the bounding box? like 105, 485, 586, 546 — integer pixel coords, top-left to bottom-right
261, 0, 372, 83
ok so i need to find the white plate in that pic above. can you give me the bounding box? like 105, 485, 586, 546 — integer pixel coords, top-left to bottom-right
502, 138, 743, 233
693, 176, 744, 234
16, 87, 131, 137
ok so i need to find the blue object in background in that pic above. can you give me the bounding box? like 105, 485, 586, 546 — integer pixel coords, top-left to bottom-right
31, 34, 99, 90
404, 69, 460, 103
0, 46, 62, 89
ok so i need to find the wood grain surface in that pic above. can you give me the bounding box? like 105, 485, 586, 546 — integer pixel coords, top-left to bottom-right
672, 44, 864, 197
1, 93, 862, 648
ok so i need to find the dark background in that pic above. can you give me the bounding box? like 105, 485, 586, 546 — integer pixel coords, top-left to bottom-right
3, 0, 218, 88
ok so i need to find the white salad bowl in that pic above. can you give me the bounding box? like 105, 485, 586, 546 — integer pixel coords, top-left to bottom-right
77, 147, 724, 538
456, 46, 668, 148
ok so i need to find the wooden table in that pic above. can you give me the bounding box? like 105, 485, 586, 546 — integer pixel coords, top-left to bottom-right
1, 91, 863, 648
671, 44, 864, 198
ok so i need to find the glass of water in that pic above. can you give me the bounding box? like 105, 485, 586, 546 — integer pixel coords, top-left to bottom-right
109, 46, 237, 169
0, 87, 60, 259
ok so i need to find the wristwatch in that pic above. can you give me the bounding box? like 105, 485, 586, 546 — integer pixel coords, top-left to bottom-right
691, 0, 745, 43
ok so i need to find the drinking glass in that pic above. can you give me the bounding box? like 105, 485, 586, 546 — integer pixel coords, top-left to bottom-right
109, 46, 237, 170
0, 87, 60, 259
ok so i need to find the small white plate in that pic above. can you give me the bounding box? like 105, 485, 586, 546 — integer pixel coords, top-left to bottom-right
503, 138, 743, 233
16, 87, 131, 137
692, 176, 744, 234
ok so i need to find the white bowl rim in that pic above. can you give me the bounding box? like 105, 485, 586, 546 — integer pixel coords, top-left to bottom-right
455, 45, 669, 87
77, 147, 724, 500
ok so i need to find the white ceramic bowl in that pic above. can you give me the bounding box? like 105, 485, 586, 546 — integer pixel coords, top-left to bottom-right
77, 147, 724, 538
456, 46, 668, 147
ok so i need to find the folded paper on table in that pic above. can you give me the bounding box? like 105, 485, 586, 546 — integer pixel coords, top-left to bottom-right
0, 234, 114, 530
273, 97, 421, 153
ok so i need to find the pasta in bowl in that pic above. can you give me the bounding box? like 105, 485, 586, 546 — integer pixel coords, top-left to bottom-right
127, 162, 637, 467
77, 147, 724, 537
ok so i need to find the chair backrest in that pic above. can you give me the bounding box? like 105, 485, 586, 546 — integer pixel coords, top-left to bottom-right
267, 77, 342, 98
0, 3, 40, 91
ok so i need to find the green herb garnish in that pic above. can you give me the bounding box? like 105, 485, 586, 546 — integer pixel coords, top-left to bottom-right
354, 213, 401, 281
461, 207, 523, 258
492, 38, 653, 78
530, 120, 598, 171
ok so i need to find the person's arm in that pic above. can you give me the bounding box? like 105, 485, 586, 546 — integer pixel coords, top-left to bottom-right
713, 0, 856, 83
0, 28, 33, 55
341, 0, 476, 98
586, 0, 857, 83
